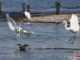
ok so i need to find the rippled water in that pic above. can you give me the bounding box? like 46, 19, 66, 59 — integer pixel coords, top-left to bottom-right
0, 22, 80, 60
1, 0, 80, 13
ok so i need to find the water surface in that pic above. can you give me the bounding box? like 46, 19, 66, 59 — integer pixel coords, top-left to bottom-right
0, 22, 80, 60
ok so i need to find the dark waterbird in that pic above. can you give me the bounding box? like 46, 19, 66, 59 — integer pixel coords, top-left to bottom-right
17, 44, 29, 52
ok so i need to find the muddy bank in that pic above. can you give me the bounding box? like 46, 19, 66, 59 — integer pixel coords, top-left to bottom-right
0, 12, 80, 23
10, 13, 80, 23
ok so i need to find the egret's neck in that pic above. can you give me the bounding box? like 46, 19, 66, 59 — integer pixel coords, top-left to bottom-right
64, 22, 70, 30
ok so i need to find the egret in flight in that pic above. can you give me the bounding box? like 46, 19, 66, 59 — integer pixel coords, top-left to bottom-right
6, 13, 34, 38
63, 14, 80, 43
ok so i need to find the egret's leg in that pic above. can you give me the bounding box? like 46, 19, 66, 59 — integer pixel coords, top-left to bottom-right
69, 32, 76, 42
13, 34, 20, 43
15, 36, 17, 40
69, 36, 74, 42
71, 34, 76, 44
13, 35, 18, 41
14, 36, 19, 42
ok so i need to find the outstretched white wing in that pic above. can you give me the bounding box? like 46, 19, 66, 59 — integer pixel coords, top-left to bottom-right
70, 14, 79, 31
24, 11, 31, 20
21, 30, 34, 37
6, 13, 34, 37
6, 13, 17, 31
70, 14, 79, 25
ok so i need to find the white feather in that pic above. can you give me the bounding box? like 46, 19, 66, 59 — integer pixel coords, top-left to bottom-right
6, 14, 17, 31
70, 14, 79, 32
63, 14, 80, 43
6, 13, 34, 37
24, 11, 31, 20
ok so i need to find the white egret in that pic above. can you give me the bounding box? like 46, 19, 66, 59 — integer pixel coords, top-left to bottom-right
24, 11, 31, 24
63, 14, 80, 43
6, 13, 34, 38
24, 11, 31, 20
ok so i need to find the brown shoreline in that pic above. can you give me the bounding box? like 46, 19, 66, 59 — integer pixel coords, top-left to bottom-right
0, 12, 80, 23
16, 14, 80, 23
